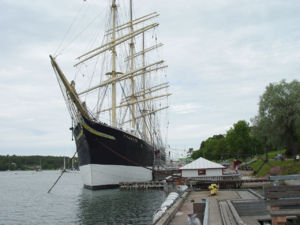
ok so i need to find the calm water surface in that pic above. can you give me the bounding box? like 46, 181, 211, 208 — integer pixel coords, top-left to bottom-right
0, 171, 166, 225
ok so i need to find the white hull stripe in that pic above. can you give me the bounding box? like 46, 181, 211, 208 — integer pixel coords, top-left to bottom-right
80, 164, 152, 187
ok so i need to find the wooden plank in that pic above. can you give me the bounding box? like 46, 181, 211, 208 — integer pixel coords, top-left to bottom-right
266, 191, 300, 199
270, 209, 300, 216
266, 199, 300, 206
248, 188, 264, 199
264, 185, 300, 193
219, 201, 237, 225
264, 185, 300, 199
227, 200, 245, 225
233, 200, 269, 216
237, 191, 258, 200
269, 175, 300, 181
203, 199, 209, 225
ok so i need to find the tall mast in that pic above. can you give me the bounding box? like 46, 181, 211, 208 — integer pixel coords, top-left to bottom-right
130, 0, 135, 129
142, 32, 147, 140
111, 0, 117, 127
150, 105, 153, 144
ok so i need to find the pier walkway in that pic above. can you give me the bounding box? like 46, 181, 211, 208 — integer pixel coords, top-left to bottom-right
169, 190, 262, 225
156, 174, 300, 224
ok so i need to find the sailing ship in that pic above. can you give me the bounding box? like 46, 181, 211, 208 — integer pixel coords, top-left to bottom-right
50, 0, 170, 189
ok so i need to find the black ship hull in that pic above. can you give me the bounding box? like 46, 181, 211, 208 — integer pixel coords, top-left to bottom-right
73, 117, 155, 189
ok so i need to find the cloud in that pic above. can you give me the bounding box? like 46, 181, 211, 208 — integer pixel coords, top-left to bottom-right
171, 103, 204, 114
1, 0, 300, 157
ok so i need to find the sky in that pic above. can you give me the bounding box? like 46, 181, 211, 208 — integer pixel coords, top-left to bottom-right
1, 0, 300, 158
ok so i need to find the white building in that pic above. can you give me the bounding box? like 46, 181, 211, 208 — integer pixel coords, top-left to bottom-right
180, 157, 225, 178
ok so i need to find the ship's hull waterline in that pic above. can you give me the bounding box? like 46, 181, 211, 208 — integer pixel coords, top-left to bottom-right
74, 117, 155, 189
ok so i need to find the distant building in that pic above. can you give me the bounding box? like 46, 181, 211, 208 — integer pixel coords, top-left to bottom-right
180, 157, 225, 178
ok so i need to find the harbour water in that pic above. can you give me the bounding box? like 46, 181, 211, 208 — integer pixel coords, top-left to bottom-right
0, 171, 166, 225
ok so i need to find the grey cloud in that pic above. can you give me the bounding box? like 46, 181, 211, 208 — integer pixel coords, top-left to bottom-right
2, 0, 300, 156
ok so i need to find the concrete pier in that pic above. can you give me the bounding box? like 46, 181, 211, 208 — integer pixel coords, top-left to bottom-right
168, 189, 267, 225
155, 174, 300, 224
155, 192, 188, 225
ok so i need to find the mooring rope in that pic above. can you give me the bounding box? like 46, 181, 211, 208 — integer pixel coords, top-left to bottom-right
47, 151, 77, 193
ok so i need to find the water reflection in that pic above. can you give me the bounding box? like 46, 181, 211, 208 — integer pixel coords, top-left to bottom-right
77, 189, 166, 225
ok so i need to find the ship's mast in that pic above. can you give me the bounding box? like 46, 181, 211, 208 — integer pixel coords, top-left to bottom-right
129, 0, 136, 129
49, 55, 90, 120
72, 4, 170, 140
150, 105, 153, 143
142, 32, 147, 140
111, 0, 117, 127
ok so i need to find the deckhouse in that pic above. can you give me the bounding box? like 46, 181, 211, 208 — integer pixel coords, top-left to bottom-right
180, 157, 225, 178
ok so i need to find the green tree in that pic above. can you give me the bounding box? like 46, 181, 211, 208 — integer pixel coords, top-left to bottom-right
226, 120, 258, 160
191, 148, 204, 159
187, 148, 194, 158
252, 80, 300, 156
192, 134, 226, 160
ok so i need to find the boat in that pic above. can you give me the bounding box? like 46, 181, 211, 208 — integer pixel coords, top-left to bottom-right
49, 0, 170, 189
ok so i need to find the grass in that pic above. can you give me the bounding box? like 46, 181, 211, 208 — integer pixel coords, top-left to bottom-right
252, 149, 286, 161
281, 161, 300, 175
247, 159, 300, 177
245, 149, 300, 177
266, 149, 286, 159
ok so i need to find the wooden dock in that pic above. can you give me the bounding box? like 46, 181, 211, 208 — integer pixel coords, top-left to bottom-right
119, 181, 165, 190
167, 190, 265, 225
219, 200, 240, 225
159, 185, 300, 225
119, 177, 271, 190
186, 178, 270, 189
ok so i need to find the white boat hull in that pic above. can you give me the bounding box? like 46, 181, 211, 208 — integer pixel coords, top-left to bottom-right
79, 164, 153, 189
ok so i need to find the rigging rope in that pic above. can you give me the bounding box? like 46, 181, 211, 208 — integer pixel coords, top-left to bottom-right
54, 2, 86, 56
56, 9, 105, 57
95, 137, 168, 174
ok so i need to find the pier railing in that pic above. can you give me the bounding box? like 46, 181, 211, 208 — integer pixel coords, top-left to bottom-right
188, 173, 241, 181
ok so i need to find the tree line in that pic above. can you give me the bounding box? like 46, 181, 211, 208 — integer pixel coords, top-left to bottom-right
191, 80, 300, 161
0, 155, 78, 171
191, 120, 264, 161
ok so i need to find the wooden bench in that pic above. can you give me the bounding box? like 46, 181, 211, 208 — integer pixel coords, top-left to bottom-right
264, 185, 300, 225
